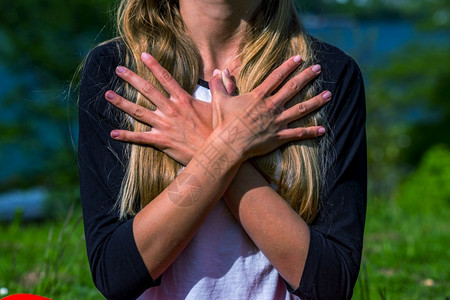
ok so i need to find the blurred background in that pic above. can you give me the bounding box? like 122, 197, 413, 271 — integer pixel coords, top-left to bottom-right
0, 0, 448, 298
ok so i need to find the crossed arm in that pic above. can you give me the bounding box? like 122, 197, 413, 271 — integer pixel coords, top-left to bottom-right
103, 52, 331, 288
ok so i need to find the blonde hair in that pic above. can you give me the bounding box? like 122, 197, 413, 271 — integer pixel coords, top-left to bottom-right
114, 0, 326, 224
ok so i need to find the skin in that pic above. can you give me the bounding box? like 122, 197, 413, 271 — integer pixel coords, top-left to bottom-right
179, 0, 261, 80
105, 0, 332, 289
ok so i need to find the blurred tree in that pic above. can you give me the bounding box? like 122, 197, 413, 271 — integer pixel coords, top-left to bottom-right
297, 0, 450, 196
0, 0, 448, 203
366, 43, 450, 196
0, 0, 113, 195
298, 0, 450, 27
297, 0, 403, 19
396, 144, 450, 215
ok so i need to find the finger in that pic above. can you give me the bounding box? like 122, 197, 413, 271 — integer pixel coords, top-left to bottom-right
270, 64, 322, 107
209, 70, 229, 99
110, 129, 167, 149
279, 90, 332, 124
105, 90, 162, 127
116, 65, 168, 109
252, 55, 302, 97
222, 68, 236, 95
277, 126, 325, 141
141, 52, 190, 100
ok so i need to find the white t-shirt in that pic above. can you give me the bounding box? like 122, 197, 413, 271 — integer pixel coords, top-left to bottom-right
138, 84, 300, 300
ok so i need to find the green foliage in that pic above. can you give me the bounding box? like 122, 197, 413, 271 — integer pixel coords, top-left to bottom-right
353, 196, 450, 299
298, 0, 404, 19
0, 207, 101, 299
0, 0, 115, 75
366, 43, 450, 196
1, 198, 448, 299
298, 0, 450, 28
396, 145, 450, 216
0, 0, 114, 193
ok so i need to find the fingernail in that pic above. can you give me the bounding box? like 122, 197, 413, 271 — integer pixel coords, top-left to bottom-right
213, 69, 220, 77
224, 68, 230, 78
312, 64, 321, 73
322, 91, 332, 100
105, 91, 115, 101
293, 55, 302, 64
116, 66, 126, 74
111, 131, 119, 138
141, 52, 151, 60
318, 127, 326, 135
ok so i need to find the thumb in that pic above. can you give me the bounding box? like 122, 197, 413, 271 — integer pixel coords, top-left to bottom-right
222, 68, 236, 95
209, 69, 228, 99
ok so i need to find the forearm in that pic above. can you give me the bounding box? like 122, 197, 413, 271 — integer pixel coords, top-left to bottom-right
223, 161, 310, 288
133, 130, 243, 279
114, 56, 325, 284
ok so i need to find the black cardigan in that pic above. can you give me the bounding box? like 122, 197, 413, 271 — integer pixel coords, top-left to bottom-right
78, 38, 367, 300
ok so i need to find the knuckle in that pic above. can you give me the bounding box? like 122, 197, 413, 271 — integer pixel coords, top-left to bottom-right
160, 71, 172, 82
143, 82, 155, 94
297, 103, 307, 114
272, 71, 284, 81
266, 98, 279, 112
133, 107, 145, 118
287, 80, 300, 92
165, 104, 178, 117
252, 88, 267, 99
296, 130, 305, 139
300, 128, 315, 139
178, 94, 191, 104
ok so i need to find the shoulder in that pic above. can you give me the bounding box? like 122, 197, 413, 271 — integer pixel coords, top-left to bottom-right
83, 38, 126, 76
309, 36, 364, 103
87, 38, 126, 61
80, 37, 127, 93
308, 36, 366, 118
309, 36, 362, 83
79, 38, 127, 123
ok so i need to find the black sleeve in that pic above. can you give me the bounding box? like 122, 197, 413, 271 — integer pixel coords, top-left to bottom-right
78, 41, 159, 300
292, 40, 367, 300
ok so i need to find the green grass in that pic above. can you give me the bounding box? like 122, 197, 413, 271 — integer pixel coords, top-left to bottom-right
354, 197, 450, 299
1, 198, 448, 299
0, 206, 101, 299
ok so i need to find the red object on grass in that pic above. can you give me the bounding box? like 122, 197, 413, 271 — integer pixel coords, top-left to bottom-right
1, 294, 51, 300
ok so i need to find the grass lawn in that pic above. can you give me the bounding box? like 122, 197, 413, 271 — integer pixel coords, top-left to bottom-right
1, 198, 448, 299
0, 207, 101, 299
353, 197, 450, 299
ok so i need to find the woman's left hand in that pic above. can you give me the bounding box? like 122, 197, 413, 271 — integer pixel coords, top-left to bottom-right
105, 53, 213, 166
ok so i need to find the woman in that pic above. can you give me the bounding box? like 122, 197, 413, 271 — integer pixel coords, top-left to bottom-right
78, 0, 367, 299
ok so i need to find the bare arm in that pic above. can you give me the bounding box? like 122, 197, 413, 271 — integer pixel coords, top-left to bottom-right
220, 67, 332, 288
224, 161, 309, 288
132, 130, 242, 279
107, 53, 327, 279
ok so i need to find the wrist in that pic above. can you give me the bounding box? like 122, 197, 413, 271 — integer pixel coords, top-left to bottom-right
211, 118, 254, 160
190, 130, 245, 182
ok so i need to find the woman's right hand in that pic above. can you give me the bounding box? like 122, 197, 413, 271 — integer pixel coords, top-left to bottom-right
209, 55, 332, 160
104, 52, 212, 166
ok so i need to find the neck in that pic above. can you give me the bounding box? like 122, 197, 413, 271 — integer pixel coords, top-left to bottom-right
179, 0, 262, 81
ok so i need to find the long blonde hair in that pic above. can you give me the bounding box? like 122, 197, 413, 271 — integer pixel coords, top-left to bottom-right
114, 0, 326, 224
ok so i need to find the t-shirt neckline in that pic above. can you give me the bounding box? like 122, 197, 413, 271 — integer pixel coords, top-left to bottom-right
197, 79, 210, 89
